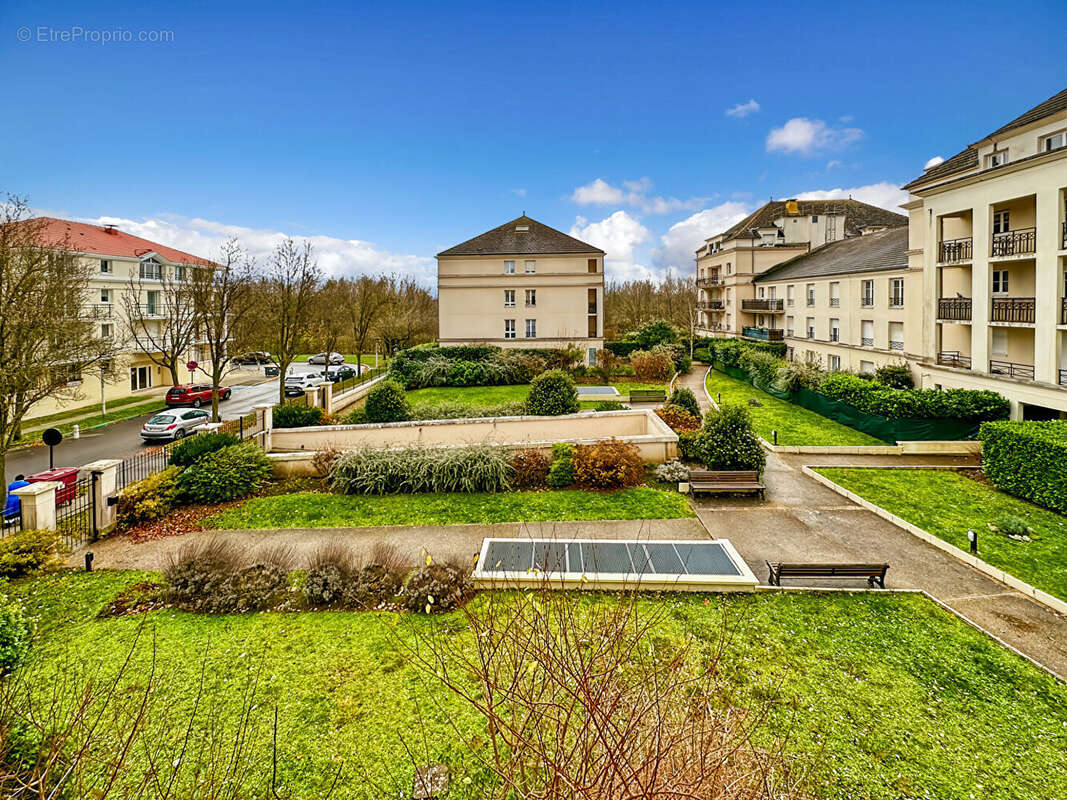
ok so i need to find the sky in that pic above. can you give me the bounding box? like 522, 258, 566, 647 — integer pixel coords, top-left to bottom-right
1, 0, 1064, 287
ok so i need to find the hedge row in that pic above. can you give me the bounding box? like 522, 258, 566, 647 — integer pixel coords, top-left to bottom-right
979, 421, 1067, 513
820, 373, 1009, 423
604, 341, 643, 358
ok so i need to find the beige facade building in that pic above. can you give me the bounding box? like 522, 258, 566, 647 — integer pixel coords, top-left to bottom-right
903, 87, 1067, 419
695, 199, 906, 339
28, 218, 215, 419
437, 216, 605, 364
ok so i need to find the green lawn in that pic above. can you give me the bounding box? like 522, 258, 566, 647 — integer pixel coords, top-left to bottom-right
17, 398, 167, 446
205, 487, 693, 528
294, 354, 385, 366
10, 572, 1067, 800
817, 467, 1067, 601
405, 381, 667, 411
705, 368, 886, 446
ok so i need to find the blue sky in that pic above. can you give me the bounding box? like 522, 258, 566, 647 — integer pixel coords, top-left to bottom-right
1, 0, 1063, 284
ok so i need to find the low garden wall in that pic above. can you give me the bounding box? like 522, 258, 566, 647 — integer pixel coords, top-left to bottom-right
268, 409, 678, 477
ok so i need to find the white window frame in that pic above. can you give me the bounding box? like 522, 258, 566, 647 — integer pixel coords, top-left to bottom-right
889, 278, 904, 307
830, 318, 840, 342
992, 210, 1010, 235
101, 323, 113, 339
1042, 130, 1067, 153
504, 289, 515, 307
861, 279, 874, 307
504, 319, 516, 339
828, 355, 841, 371
100, 259, 111, 274
524, 260, 536, 274
992, 269, 1010, 294
100, 289, 111, 304
986, 150, 1009, 168
504, 260, 515, 274
525, 289, 536, 308
525, 319, 537, 339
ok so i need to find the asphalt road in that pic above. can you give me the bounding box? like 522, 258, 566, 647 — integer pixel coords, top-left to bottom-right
4, 364, 328, 484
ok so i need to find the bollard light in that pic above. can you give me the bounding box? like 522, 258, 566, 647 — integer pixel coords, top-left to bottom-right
967, 529, 977, 555
84, 551, 94, 572
772, 429, 778, 446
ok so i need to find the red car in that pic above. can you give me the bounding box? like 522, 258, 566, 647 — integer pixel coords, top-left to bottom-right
165, 384, 231, 408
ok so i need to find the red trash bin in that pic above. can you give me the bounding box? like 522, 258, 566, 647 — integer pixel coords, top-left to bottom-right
28, 468, 79, 506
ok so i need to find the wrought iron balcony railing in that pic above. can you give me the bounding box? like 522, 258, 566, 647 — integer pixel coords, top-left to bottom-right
990, 296, 1035, 323
991, 227, 1036, 257
938, 237, 973, 263
938, 351, 971, 369
989, 360, 1034, 380
937, 297, 972, 321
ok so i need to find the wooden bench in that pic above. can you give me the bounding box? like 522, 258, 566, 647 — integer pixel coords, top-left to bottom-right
628, 388, 666, 403
766, 562, 889, 588
688, 469, 765, 499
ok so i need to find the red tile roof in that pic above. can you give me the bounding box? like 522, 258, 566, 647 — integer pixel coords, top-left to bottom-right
28, 217, 214, 265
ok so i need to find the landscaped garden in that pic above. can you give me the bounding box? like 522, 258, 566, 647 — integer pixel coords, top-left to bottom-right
816, 467, 1067, 602
4, 571, 1065, 800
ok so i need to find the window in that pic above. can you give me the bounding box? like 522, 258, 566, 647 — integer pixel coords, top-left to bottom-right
888, 322, 904, 351
139, 258, 162, 280
811, 215, 819, 223
992, 210, 1010, 234
588, 315, 597, 337
146, 290, 160, 316
787, 285, 795, 306
525, 289, 536, 307
758, 286, 765, 298
991, 328, 1008, 356
861, 279, 874, 306
505, 260, 515, 274
889, 278, 904, 307
587, 258, 598, 273
100, 289, 111, 303
130, 365, 153, 391
768, 286, 776, 300
986, 150, 1009, 168
100, 259, 111, 273
757, 314, 765, 326
861, 320, 874, 347
525, 319, 537, 338
786, 315, 794, 336
1043, 131, 1067, 152
504, 319, 516, 339
525, 260, 536, 274
992, 269, 1009, 294
806, 284, 815, 306
101, 323, 113, 339
829, 282, 840, 307
504, 289, 515, 307
726, 262, 732, 275
828, 355, 841, 371
860, 360, 875, 373
806, 317, 815, 339
53, 364, 82, 386
588, 288, 597, 314
830, 318, 840, 342
175, 265, 187, 282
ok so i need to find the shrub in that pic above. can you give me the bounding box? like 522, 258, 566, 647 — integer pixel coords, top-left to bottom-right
116, 466, 182, 529
344, 565, 403, 609
603, 341, 643, 359
630, 348, 675, 383
688, 404, 766, 475
510, 448, 551, 489
304, 565, 347, 607
992, 513, 1032, 539
820, 374, 1009, 422
342, 407, 368, 424
547, 442, 575, 488
634, 319, 679, 349
0, 530, 63, 579
676, 354, 692, 374
409, 400, 526, 421
390, 345, 535, 389
403, 562, 471, 613
693, 347, 713, 364
874, 363, 914, 389
573, 439, 645, 489
525, 369, 579, 416
594, 349, 620, 383
739, 349, 781, 386
364, 380, 412, 423
273, 404, 326, 428
311, 446, 342, 478
654, 460, 690, 483
711, 338, 786, 366
164, 539, 244, 613
979, 421, 1067, 513
0, 601, 30, 673
677, 431, 699, 462
169, 432, 238, 467
655, 405, 701, 432
779, 360, 825, 391
593, 400, 625, 411
177, 442, 273, 504
667, 387, 701, 419
220, 563, 290, 612
329, 444, 512, 494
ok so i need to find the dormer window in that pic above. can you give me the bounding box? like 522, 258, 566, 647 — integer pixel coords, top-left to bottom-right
515, 225, 529, 232
986, 150, 1009, 168
1043, 131, 1067, 153
139, 257, 163, 280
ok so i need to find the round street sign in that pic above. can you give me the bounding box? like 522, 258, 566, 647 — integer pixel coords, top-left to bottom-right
186, 360, 198, 371
41, 427, 63, 447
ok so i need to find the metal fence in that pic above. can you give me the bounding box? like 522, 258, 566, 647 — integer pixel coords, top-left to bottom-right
56, 473, 96, 549
116, 441, 177, 492
333, 365, 387, 395
218, 409, 265, 441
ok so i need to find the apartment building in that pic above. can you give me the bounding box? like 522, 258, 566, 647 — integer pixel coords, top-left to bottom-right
751, 227, 918, 372
904, 87, 1067, 419
29, 218, 215, 419
695, 199, 906, 338
437, 215, 605, 364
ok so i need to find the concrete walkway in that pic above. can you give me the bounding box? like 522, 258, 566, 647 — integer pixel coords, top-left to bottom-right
677, 366, 1067, 677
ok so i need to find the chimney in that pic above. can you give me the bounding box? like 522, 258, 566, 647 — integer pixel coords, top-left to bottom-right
102, 224, 118, 234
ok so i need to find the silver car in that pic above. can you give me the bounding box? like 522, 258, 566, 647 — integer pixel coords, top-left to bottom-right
307, 352, 344, 365
140, 408, 210, 441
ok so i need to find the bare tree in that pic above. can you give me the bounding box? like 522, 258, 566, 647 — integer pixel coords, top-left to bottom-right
188, 237, 256, 421
310, 278, 350, 382
343, 275, 390, 370
0, 196, 112, 497
375, 275, 436, 356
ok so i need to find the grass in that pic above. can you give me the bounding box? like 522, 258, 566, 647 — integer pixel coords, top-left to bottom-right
705, 368, 886, 447
16, 398, 167, 446
293, 353, 384, 366
404, 381, 668, 411
816, 467, 1067, 602
10, 571, 1067, 800
204, 487, 694, 528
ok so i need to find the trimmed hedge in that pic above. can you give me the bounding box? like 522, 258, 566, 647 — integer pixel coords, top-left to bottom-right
820, 373, 1008, 422
273, 404, 326, 428
169, 432, 239, 466
603, 341, 643, 358
979, 421, 1067, 513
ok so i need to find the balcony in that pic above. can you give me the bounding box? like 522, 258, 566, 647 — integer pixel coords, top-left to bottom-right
741, 298, 784, 312
861, 337, 873, 346
829, 298, 840, 308
990, 296, 1035, 323
938, 351, 971, 369
696, 276, 723, 287
1062, 221, 1067, 250
937, 297, 972, 321
991, 227, 1036, 258
137, 304, 162, 318
742, 326, 784, 342
830, 331, 840, 342
1060, 369, 1067, 386
889, 341, 904, 351
938, 237, 973, 263
989, 360, 1035, 380
1062, 297, 1067, 325
697, 300, 724, 310
86, 303, 113, 319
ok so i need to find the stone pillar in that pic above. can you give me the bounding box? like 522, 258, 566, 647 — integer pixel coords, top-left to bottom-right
1033, 189, 1061, 385
254, 403, 274, 451
303, 387, 320, 408
202, 422, 223, 434
80, 458, 122, 536
322, 381, 334, 416
13, 482, 60, 531
970, 203, 991, 375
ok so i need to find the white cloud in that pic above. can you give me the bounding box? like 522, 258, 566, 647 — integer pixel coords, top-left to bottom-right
570, 211, 654, 280
826, 159, 843, 169
569, 177, 709, 215
651, 202, 751, 272
924, 156, 945, 170
725, 99, 760, 118
766, 117, 864, 155
510, 187, 527, 197
45, 210, 436, 285
794, 181, 907, 213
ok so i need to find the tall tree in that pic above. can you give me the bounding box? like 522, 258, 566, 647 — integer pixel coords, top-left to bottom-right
188, 238, 256, 421
0, 196, 111, 497
375, 275, 437, 355
343, 275, 390, 370
310, 278, 350, 382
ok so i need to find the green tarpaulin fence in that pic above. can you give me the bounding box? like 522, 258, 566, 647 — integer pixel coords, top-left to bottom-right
711, 364, 981, 444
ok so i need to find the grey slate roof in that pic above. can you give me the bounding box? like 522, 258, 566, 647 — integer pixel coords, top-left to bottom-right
753, 227, 907, 283
903, 87, 1067, 190
712, 198, 906, 245
437, 215, 604, 257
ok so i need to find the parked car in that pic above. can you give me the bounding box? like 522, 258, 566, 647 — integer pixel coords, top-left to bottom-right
283, 373, 325, 397
264, 365, 280, 377
235, 351, 272, 364
141, 409, 210, 441
165, 384, 231, 408
307, 352, 345, 365
324, 365, 358, 382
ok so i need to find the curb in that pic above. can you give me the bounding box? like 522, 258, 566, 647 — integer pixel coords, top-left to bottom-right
802, 465, 1067, 617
